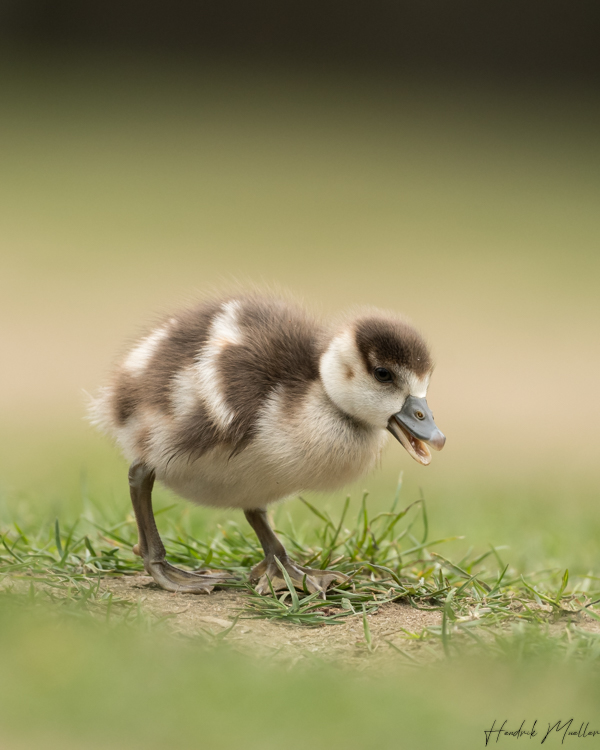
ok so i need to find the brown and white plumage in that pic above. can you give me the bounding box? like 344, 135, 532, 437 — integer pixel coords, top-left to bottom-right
90, 292, 445, 595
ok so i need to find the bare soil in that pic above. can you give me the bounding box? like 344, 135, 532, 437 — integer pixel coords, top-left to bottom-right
102, 574, 442, 664
101, 575, 600, 664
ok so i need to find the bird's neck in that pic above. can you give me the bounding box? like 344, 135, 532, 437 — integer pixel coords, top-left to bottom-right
314, 377, 373, 434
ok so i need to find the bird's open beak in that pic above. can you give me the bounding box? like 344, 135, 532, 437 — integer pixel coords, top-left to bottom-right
387, 396, 446, 466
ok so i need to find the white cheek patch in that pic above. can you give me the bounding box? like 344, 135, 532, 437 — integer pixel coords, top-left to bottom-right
123, 324, 172, 375
320, 330, 396, 428
194, 300, 243, 429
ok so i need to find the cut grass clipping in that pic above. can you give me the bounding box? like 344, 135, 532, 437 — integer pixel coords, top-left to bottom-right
2, 476, 600, 662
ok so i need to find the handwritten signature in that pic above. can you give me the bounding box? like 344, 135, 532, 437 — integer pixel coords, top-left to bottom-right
484, 719, 600, 745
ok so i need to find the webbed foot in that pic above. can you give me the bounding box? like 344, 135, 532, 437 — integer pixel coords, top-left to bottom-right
250, 555, 348, 596
132, 544, 235, 594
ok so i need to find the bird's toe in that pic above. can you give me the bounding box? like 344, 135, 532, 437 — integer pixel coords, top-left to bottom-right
146, 560, 236, 594
252, 557, 347, 597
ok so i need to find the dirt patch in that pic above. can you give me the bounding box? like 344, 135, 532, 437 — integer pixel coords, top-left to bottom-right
102, 574, 442, 664
6, 572, 598, 663
100, 575, 600, 664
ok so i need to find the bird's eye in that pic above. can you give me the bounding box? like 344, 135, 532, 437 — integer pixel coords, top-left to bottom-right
373, 367, 392, 383
415, 410, 425, 420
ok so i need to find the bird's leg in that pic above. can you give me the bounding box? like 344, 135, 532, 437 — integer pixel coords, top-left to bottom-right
244, 509, 348, 596
128, 460, 234, 594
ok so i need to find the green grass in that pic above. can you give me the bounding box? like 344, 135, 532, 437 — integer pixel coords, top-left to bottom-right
3, 477, 600, 657
3, 481, 600, 750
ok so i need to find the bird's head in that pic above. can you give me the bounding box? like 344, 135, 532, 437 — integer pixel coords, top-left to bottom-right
319, 313, 446, 465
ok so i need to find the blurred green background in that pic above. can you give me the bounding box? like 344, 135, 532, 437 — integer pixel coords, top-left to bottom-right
1, 6, 599, 745
1, 52, 599, 571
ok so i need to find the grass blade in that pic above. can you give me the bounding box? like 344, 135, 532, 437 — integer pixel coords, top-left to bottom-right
274, 556, 300, 611
54, 519, 63, 557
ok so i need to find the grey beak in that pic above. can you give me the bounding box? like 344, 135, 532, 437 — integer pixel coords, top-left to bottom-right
388, 396, 446, 451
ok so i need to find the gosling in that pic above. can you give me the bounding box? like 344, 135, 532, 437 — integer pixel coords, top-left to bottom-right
90, 293, 445, 595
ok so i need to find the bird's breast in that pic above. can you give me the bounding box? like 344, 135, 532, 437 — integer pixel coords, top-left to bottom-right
154, 381, 387, 509
251, 381, 388, 493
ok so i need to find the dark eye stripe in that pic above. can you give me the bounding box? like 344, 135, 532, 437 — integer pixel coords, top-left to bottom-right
373, 367, 392, 383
